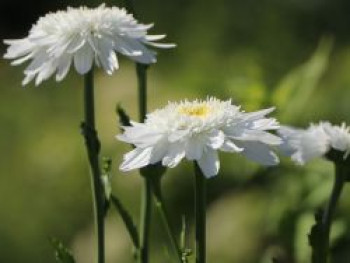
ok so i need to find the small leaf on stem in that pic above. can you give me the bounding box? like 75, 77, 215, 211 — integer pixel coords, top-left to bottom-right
116, 104, 131, 128
50, 238, 76, 263
111, 194, 140, 249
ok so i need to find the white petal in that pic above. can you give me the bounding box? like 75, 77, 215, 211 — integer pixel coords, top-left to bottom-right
145, 34, 166, 41
117, 125, 163, 147
94, 37, 119, 74
220, 140, 243, 152
277, 126, 302, 156
144, 41, 176, 49
150, 141, 168, 164
35, 61, 56, 86
73, 44, 94, 74
168, 130, 188, 142
185, 136, 205, 160
117, 37, 157, 64
11, 53, 33, 65
3, 39, 34, 58
207, 130, 225, 149
197, 148, 220, 178
56, 54, 72, 81
231, 130, 282, 145
120, 147, 152, 171
24, 51, 49, 74
236, 141, 279, 166
250, 118, 280, 130
22, 72, 36, 86
162, 143, 185, 168
242, 107, 275, 121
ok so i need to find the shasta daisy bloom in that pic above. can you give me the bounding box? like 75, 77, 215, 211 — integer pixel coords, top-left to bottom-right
278, 122, 350, 165
117, 98, 282, 178
3, 4, 175, 86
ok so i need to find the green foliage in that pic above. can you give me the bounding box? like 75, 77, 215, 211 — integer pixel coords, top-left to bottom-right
272, 37, 333, 122
50, 238, 76, 263
111, 195, 140, 250
116, 104, 132, 128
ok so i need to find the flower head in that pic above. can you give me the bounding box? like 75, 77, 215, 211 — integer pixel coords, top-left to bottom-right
117, 97, 281, 178
3, 4, 175, 86
278, 122, 350, 165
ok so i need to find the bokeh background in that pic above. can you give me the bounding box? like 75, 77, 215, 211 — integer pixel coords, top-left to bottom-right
1, 0, 350, 262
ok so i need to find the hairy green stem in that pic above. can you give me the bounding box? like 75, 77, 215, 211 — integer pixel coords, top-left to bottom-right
194, 162, 206, 263
152, 177, 183, 262
83, 70, 105, 263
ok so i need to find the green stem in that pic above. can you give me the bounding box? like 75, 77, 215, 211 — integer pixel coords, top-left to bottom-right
139, 176, 152, 263
82, 70, 105, 263
152, 177, 183, 262
194, 162, 206, 263
319, 164, 346, 263
136, 63, 152, 263
136, 63, 148, 121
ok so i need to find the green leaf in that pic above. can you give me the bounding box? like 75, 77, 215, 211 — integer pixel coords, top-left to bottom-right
272, 36, 333, 122
50, 238, 76, 263
116, 104, 131, 128
111, 194, 139, 249
101, 157, 113, 201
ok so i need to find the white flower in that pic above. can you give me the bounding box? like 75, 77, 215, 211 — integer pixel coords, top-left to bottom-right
3, 4, 175, 86
278, 122, 350, 165
117, 97, 281, 178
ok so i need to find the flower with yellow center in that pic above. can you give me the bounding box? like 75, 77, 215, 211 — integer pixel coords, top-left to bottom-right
117, 97, 282, 178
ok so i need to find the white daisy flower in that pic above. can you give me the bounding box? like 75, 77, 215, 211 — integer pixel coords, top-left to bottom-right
278, 122, 350, 165
3, 4, 175, 86
117, 97, 281, 178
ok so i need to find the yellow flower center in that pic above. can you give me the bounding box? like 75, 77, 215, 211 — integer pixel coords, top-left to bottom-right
178, 104, 211, 117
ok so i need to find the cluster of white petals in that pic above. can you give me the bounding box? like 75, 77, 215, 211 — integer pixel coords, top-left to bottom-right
117, 97, 281, 178
278, 122, 350, 165
3, 4, 175, 86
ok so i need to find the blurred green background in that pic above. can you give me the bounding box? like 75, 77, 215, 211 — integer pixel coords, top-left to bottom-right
1, 0, 350, 262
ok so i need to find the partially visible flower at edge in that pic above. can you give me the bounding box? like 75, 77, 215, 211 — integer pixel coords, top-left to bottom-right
117, 97, 282, 178
3, 4, 175, 86
278, 122, 350, 165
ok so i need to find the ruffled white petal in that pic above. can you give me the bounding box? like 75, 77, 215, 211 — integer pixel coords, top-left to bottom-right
236, 141, 279, 166
197, 148, 220, 178
206, 130, 225, 149
278, 123, 332, 165
162, 143, 185, 168
4, 5, 175, 85
56, 54, 72, 81
117, 98, 281, 177
185, 136, 205, 160
120, 147, 152, 171
220, 140, 243, 152
73, 44, 94, 74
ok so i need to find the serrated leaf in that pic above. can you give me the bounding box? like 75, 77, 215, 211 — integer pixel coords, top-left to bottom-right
116, 104, 131, 128
111, 194, 139, 249
50, 238, 76, 263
